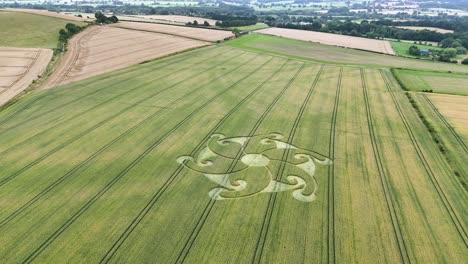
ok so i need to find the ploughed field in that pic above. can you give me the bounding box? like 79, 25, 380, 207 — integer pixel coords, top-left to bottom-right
0, 47, 52, 106
44, 26, 208, 89
0, 46, 466, 263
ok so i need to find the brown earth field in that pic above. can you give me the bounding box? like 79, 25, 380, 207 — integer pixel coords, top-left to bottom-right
111, 21, 234, 42
119, 15, 218, 25
2, 8, 92, 22
256, 27, 396, 55
43, 26, 209, 89
425, 93, 468, 143
0, 47, 52, 106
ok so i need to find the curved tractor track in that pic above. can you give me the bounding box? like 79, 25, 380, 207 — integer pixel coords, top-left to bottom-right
0, 47, 52, 107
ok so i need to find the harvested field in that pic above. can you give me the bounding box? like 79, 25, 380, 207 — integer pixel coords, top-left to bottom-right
0, 46, 465, 263
425, 93, 468, 143
228, 34, 468, 73
119, 15, 218, 25
43, 26, 209, 89
257, 27, 396, 55
2, 8, 92, 22
0, 47, 52, 106
111, 21, 234, 42
396, 26, 454, 34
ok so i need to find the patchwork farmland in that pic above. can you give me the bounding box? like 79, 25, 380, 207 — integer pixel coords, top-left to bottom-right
0, 46, 466, 263
44, 26, 208, 89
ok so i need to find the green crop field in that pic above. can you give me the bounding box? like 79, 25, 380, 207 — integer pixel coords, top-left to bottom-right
0, 11, 86, 48
228, 34, 468, 73
394, 69, 468, 95
230, 22, 269, 31
0, 44, 466, 263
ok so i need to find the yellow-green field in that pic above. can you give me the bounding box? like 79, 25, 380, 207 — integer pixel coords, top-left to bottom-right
0, 45, 466, 263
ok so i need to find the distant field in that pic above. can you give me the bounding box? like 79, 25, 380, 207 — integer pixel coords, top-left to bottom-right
231, 22, 269, 31
2, 8, 91, 22
130, 15, 218, 25
111, 22, 234, 42
228, 34, 468, 73
395, 69, 468, 95
0, 46, 465, 263
257, 27, 396, 54
0, 11, 86, 48
395, 26, 454, 34
0, 47, 52, 106
44, 26, 208, 89
391, 41, 442, 58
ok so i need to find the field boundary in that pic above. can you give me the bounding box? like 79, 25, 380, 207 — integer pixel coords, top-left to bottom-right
380, 70, 468, 246
360, 69, 410, 264
21, 56, 277, 263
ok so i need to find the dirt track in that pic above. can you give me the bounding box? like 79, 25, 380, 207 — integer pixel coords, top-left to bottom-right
111, 22, 234, 42
257, 27, 396, 55
0, 47, 52, 106
43, 26, 209, 89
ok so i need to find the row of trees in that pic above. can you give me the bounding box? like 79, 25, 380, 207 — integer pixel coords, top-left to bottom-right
94, 12, 118, 24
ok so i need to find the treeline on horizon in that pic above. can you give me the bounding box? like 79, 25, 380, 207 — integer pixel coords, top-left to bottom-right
0, 2, 258, 27
265, 17, 468, 49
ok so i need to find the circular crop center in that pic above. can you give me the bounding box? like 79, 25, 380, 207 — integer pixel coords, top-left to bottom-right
240, 154, 270, 167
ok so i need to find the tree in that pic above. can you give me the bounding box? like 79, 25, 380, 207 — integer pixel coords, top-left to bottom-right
204, 21, 210, 26
65, 23, 80, 35
215, 21, 221, 27
440, 38, 454, 48
193, 20, 198, 26
409, 45, 421, 56
232, 28, 241, 37
462, 58, 468, 65
443, 48, 458, 58
456, 46, 467, 54
109, 15, 119, 23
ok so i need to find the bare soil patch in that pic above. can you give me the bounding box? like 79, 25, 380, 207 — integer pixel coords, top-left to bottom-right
0, 47, 52, 106
111, 22, 234, 42
257, 27, 396, 55
43, 26, 209, 89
